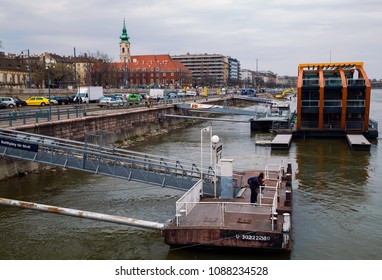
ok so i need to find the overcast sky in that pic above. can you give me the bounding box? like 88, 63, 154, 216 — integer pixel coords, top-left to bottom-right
1, 0, 381, 78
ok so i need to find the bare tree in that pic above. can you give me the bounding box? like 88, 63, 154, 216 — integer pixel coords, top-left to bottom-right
85, 51, 119, 88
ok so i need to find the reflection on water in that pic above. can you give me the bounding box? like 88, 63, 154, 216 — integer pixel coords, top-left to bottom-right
1, 90, 382, 259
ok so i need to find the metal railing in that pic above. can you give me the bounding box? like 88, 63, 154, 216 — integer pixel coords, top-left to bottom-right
174, 162, 283, 230
324, 78, 342, 86
302, 78, 319, 86
346, 121, 364, 131
347, 78, 366, 86
302, 100, 319, 107
324, 100, 342, 107
0, 106, 87, 126
369, 118, 378, 130
347, 99, 365, 107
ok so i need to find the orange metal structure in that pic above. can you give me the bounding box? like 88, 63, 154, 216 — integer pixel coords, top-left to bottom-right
296, 62, 371, 133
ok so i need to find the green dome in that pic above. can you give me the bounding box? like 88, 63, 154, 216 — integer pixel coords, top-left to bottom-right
120, 19, 130, 43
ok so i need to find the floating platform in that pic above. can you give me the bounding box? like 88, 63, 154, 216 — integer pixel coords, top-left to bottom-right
271, 134, 292, 150
163, 162, 293, 252
255, 133, 274, 146
346, 134, 371, 150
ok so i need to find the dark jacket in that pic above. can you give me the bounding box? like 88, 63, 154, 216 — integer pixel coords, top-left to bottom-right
248, 176, 261, 193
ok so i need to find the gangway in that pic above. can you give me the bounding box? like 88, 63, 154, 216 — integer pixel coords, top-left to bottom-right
0, 128, 216, 195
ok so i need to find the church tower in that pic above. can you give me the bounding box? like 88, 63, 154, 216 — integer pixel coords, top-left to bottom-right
119, 19, 131, 62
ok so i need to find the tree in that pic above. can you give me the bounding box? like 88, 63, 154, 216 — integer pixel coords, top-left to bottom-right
85, 51, 119, 87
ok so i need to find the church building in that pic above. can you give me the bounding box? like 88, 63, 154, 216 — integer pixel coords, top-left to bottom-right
117, 19, 191, 88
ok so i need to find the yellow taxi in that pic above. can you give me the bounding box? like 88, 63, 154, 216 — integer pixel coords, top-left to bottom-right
25, 96, 51, 106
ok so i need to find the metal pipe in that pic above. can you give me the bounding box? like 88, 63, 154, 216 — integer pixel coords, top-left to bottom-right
0, 197, 165, 231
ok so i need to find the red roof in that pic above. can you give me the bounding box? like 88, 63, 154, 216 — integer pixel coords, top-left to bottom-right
116, 54, 189, 72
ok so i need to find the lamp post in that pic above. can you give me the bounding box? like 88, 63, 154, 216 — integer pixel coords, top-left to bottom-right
200, 126, 212, 181
211, 135, 220, 198
21, 49, 31, 88
124, 56, 127, 89
45, 58, 52, 121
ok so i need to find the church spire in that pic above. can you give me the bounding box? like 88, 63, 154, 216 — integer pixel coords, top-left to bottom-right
119, 18, 131, 63
120, 18, 130, 43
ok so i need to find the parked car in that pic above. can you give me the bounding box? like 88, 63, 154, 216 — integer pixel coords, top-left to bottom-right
51, 96, 70, 105
165, 92, 178, 100
127, 93, 141, 102
186, 91, 197, 96
177, 90, 186, 97
46, 97, 58, 105
0, 102, 7, 109
25, 96, 50, 106
14, 97, 27, 107
0, 97, 17, 108
98, 96, 123, 107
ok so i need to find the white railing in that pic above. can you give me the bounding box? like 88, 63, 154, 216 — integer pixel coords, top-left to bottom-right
175, 179, 203, 215
174, 162, 284, 230
347, 78, 366, 86
324, 100, 342, 107
324, 78, 342, 86
347, 99, 365, 107
302, 100, 319, 107
302, 78, 319, 86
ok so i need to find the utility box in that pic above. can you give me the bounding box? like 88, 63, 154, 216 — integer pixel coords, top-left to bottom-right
219, 158, 234, 199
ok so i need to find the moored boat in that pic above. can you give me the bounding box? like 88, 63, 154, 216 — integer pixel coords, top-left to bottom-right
163, 161, 293, 252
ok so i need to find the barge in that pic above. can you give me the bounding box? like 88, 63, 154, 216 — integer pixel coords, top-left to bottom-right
163, 161, 293, 252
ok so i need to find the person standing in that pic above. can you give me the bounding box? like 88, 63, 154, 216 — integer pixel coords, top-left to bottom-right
247, 172, 264, 205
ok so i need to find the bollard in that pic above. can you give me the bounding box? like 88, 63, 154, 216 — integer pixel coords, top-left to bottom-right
175, 214, 182, 227
282, 213, 291, 232
285, 189, 291, 207
287, 162, 292, 174
270, 212, 278, 231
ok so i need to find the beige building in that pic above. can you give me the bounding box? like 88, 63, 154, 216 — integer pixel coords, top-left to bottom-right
171, 53, 230, 87
0, 52, 29, 89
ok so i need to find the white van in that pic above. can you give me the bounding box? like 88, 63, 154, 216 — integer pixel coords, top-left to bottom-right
149, 89, 164, 99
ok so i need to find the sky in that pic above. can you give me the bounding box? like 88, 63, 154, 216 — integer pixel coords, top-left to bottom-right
1, 0, 381, 79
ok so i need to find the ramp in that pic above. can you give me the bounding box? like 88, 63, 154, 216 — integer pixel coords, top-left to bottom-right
0, 128, 216, 195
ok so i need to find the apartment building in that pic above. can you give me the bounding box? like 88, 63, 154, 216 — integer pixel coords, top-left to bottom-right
171, 53, 240, 87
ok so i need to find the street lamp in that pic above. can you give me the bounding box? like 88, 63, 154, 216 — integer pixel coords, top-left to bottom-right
21, 49, 31, 88
211, 135, 220, 198
124, 56, 128, 89
200, 126, 212, 181
45, 58, 52, 121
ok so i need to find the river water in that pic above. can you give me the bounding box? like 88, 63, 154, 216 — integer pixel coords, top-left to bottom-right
1, 90, 381, 260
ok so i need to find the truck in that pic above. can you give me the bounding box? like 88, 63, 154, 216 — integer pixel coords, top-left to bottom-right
149, 89, 164, 99
73, 86, 104, 103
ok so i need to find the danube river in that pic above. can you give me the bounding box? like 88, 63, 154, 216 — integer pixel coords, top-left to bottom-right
1, 90, 381, 260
